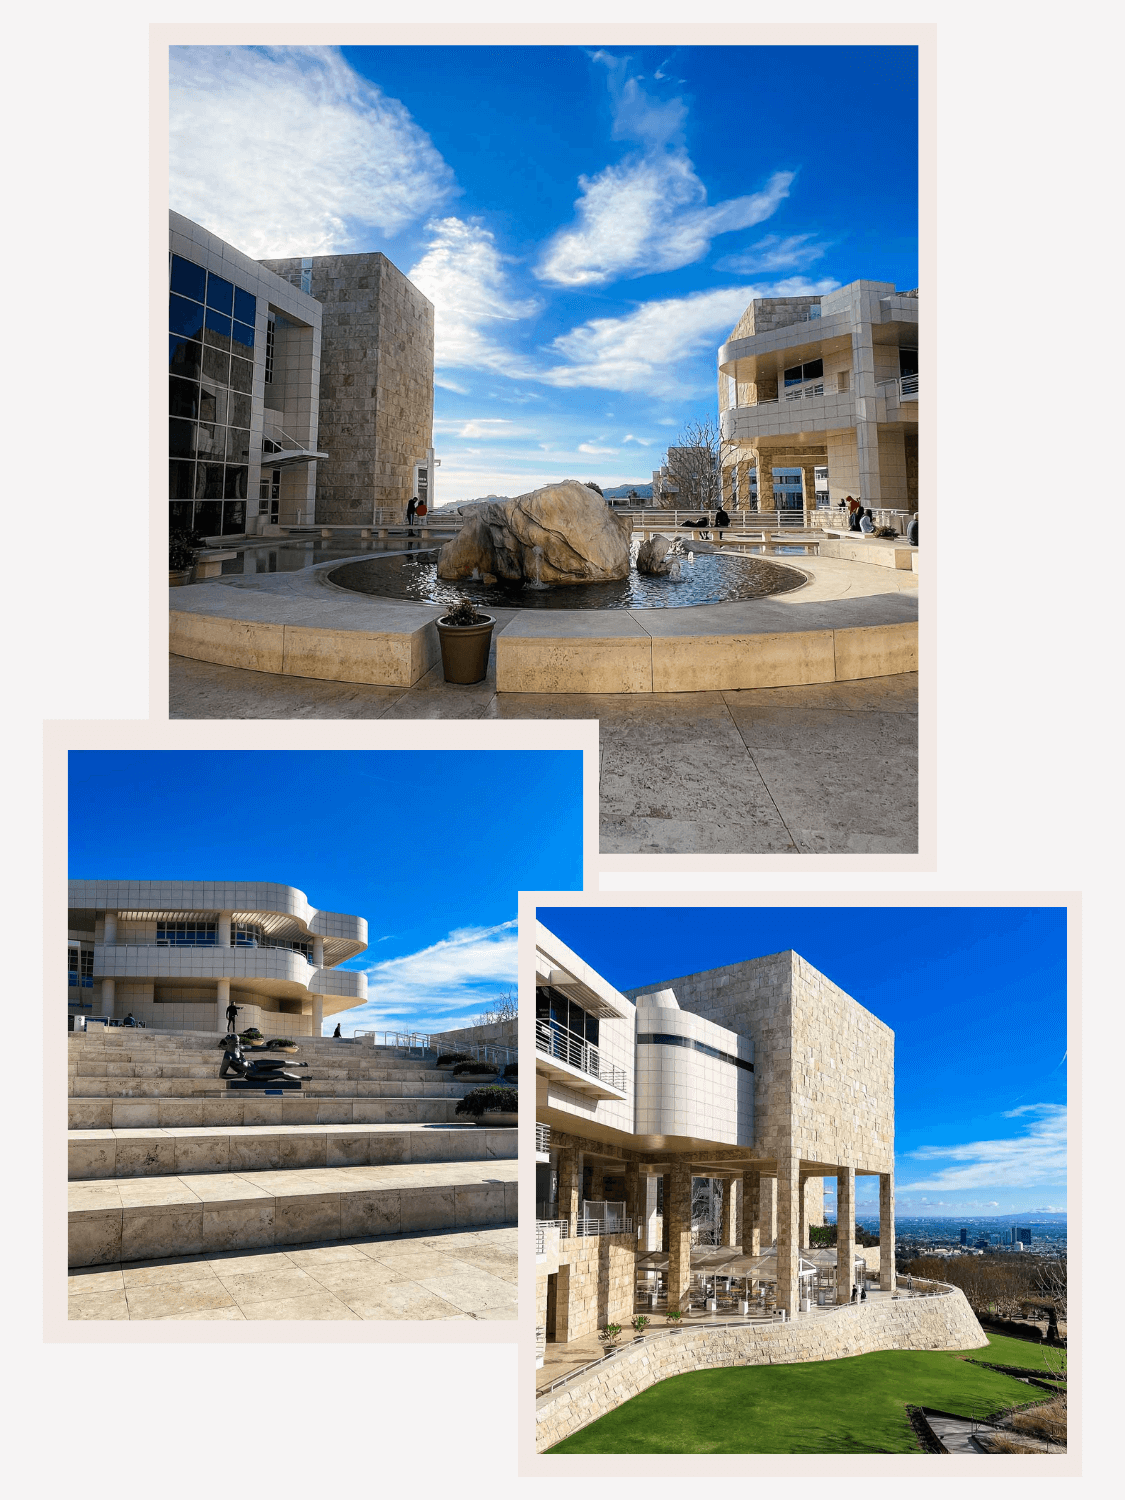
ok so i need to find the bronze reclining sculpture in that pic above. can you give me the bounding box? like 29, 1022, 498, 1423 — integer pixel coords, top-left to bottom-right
218, 1035, 308, 1082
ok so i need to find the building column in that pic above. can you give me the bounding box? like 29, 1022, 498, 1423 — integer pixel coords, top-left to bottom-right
879, 1172, 896, 1293
760, 1176, 778, 1246
217, 911, 232, 949
755, 451, 776, 514
587, 1161, 606, 1206
776, 1153, 801, 1317
312, 994, 324, 1036
661, 1173, 671, 1251
720, 1178, 736, 1246
99, 978, 115, 1019
667, 1160, 693, 1314
740, 1170, 761, 1255
836, 1165, 855, 1305
851, 320, 882, 509
644, 1175, 660, 1251
557, 1147, 580, 1237
102, 912, 117, 945
624, 1161, 641, 1236
799, 1175, 810, 1250
801, 462, 819, 516
312, 935, 325, 967
216, 978, 230, 1034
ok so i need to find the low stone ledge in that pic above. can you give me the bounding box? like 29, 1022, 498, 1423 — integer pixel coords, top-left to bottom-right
535, 1287, 985, 1451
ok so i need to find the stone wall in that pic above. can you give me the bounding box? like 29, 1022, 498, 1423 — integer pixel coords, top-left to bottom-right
553, 1232, 638, 1342
260, 252, 434, 524
536, 1286, 985, 1451
728, 296, 823, 341
431, 1018, 516, 1049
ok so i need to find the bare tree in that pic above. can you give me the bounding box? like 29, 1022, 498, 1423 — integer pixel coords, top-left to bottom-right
655, 416, 720, 512
472, 988, 517, 1027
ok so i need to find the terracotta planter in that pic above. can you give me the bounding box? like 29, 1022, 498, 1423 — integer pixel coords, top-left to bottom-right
169, 568, 194, 587
436, 615, 495, 684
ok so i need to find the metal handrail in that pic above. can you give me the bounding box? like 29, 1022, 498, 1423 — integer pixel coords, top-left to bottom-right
535, 1019, 626, 1090
535, 1123, 551, 1153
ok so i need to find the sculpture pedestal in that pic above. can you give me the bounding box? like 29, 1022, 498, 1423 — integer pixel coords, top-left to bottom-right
225, 1078, 304, 1091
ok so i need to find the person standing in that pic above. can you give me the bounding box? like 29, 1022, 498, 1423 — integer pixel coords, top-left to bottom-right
406, 495, 418, 534
332, 1023, 342, 1038
714, 503, 730, 539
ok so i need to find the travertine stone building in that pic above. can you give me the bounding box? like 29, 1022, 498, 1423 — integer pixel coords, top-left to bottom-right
718, 279, 918, 516
68, 881, 367, 1037
535, 924, 895, 1344
261, 252, 435, 525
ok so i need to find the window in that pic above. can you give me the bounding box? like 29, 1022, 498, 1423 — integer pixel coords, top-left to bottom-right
637, 1033, 753, 1073
156, 920, 217, 946
536, 985, 599, 1048
259, 467, 281, 503
264, 314, 275, 384
783, 358, 823, 387
899, 347, 918, 378
68, 947, 93, 987
205, 273, 234, 316
169, 255, 206, 303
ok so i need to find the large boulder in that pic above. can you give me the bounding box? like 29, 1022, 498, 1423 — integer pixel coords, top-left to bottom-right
437, 481, 632, 585
636, 534, 675, 575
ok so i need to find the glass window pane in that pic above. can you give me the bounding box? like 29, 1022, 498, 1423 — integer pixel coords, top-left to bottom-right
222, 499, 246, 532
199, 382, 229, 426
204, 306, 232, 350
170, 293, 205, 341
193, 422, 224, 460
228, 356, 254, 394
169, 417, 195, 458
233, 286, 256, 324
231, 320, 255, 359
169, 498, 195, 530
194, 499, 223, 533
228, 391, 252, 429
202, 344, 230, 385
225, 428, 250, 465
169, 376, 199, 420
169, 465, 195, 502
205, 273, 234, 315
899, 347, 918, 377
802, 358, 823, 380
224, 465, 248, 500
196, 466, 225, 501
783, 364, 803, 386
169, 254, 206, 303
169, 335, 202, 380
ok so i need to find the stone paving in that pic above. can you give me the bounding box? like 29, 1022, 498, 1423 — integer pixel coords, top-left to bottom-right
67, 1223, 516, 1321
169, 658, 918, 854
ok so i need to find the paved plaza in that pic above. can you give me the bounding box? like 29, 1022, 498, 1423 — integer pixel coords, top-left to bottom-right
170, 656, 917, 854
68, 1223, 516, 1321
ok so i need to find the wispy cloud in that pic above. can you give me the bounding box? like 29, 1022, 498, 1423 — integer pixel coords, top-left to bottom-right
900, 1104, 1067, 1193
169, 46, 455, 258
578, 442, 618, 455
537, 55, 792, 286
715, 233, 831, 274
339, 921, 517, 1034
407, 217, 540, 375
539, 278, 837, 396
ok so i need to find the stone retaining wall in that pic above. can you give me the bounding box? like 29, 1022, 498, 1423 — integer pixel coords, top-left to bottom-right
535, 1285, 984, 1451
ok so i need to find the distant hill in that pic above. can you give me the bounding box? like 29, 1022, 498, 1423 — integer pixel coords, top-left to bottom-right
602, 483, 653, 499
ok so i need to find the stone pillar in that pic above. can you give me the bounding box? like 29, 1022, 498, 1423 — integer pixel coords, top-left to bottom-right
801, 462, 818, 517
661, 1174, 671, 1251
720, 1178, 736, 1247
836, 1165, 855, 1305
644, 1175, 660, 1251
312, 994, 324, 1036
312, 935, 325, 967
799, 1175, 809, 1250
879, 1172, 896, 1293
760, 1176, 778, 1245
776, 1153, 801, 1317
755, 451, 776, 514
557, 1147, 580, 1236
851, 320, 882, 509
624, 1161, 641, 1235
102, 912, 117, 945
740, 1170, 761, 1255
216, 978, 230, 1034
587, 1161, 605, 1207
217, 911, 232, 949
667, 1160, 693, 1314
99, 978, 115, 1019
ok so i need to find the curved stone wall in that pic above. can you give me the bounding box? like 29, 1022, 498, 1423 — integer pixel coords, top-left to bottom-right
535, 1285, 985, 1452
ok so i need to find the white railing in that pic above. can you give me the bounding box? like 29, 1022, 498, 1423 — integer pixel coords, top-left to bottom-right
535, 1019, 626, 1090
537, 1219, 569, 1239
534, 1215, 635, 1240
536, 1226, 546, 1255
630, 509, 809, 533
876, 374, 919, 401
536, 1123, 551, 1153
430, 1035, 517, 1068
352, 1029, 433, 1053
784, 381, 825, 401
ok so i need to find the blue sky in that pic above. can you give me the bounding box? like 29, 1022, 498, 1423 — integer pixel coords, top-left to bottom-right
169, 43, 917, 501
69, 750, 582, 1034
538, 906, 1067, 1218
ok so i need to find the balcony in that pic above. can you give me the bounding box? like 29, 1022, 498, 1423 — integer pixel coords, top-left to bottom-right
877, 373, 918, 404
721, 387, 857, 444
535, 1019, 627, 1099
536, 1122, 551, 1161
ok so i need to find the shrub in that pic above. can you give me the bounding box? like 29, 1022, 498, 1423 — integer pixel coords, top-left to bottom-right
442, 598, 484, 626
502, 1062, 518, 1080
239, 1028, 263, 1040
1011, 1397, 1066, 1445
631, 1314, 649, 1333
169, 532, 197, 570
665, 1308, 683, 1322
435, 1052, 471, 1066
875, 525, 899, 539
452, 1060, 497, 1076
598, 1323, 623, 1349
265, 1038, 299, 1051
455, 1084, 518, 1118
987, 1433, 1043, 1454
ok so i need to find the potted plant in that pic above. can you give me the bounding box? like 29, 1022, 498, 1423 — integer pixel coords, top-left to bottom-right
435, 597, 495, 684
169, 531, 197, 586
265, 1038, 300, 1053
665, 1307, 684, 1329
435, 1051, 471, 1071
452, 1058, 498, 1080
454, 1084, 518, 1127
631, 1314, 649, 1341
598, 1324, 623, 1355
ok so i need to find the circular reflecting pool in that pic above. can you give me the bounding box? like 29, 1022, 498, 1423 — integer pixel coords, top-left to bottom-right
328, 549, 808, 610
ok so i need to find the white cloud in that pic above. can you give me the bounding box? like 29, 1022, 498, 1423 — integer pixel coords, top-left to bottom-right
537, 56, 792, 286
539, 278, 837, 396
578, 442, 618, 455
715, 233, 831, 274
407, 217, 540, 375
900, 1104, 1067, 1193
434, 418, 533, 441
341, 921, 517, 1033
622, 434, 652, 445
169, 46, 455, 258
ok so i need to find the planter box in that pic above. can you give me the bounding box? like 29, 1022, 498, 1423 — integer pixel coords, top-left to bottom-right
477, 1111, 518, 1127
436, 615, 495, 684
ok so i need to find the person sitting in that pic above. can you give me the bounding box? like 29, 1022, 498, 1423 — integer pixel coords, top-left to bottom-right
859, 508, 875, 534
907, 512, 919, 546
123, 1012, 138, 1027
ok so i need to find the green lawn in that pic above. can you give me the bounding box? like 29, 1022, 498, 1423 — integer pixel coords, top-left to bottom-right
547, 1336, 1043, 1453
960, 1332, 1066, 1376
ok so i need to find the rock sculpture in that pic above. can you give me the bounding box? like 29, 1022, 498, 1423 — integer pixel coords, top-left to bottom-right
636, 534, 677, 576
437, 481, 631, 586
218, 1035, 308, 1082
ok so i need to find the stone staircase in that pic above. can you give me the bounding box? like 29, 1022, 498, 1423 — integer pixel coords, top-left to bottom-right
68, 1029, 517, 1269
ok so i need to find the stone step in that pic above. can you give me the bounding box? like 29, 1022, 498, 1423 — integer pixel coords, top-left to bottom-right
69, 1061, 458, 1081
69, 1122, 517, 1179
68, 1158, 519, 1266
68, 1077, 476, 1099
69, 1095, 467, 1130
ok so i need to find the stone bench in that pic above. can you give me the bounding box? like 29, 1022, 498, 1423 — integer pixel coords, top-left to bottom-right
193, 550, 237, 580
